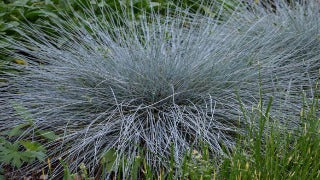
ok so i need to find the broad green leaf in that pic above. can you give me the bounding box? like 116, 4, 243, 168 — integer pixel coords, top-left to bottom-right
7, 123, 30, 137
11, 102, 34, 124
0, 142, 25, 168
20, 140, 46, 152
20, 140, 46, 162
28, 151, 46, 162
102, 148, 117, 172
36, 130, 59, 141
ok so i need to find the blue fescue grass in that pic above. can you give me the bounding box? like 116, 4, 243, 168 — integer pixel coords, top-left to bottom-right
0, 0, 320, 177
52, 89, 320, 179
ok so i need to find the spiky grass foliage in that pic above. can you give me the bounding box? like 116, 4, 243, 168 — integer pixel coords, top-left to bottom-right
0, 0, 319, 177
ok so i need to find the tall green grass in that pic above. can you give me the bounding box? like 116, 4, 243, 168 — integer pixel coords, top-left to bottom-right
217, 92, 320, 179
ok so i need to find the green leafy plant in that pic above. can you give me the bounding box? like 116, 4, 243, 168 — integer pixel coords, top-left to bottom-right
0, 0, 59, 69
0, 102, 58, 176
0, 138, 46, 168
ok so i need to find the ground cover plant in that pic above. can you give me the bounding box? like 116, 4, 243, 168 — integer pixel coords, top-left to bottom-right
1, 0, 320, 179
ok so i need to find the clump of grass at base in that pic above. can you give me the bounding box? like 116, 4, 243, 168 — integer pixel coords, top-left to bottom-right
60, 94, 320, 179
1, 0, 320, 178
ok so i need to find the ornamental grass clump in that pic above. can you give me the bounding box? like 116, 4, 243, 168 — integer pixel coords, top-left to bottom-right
1, 0, 320, 177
